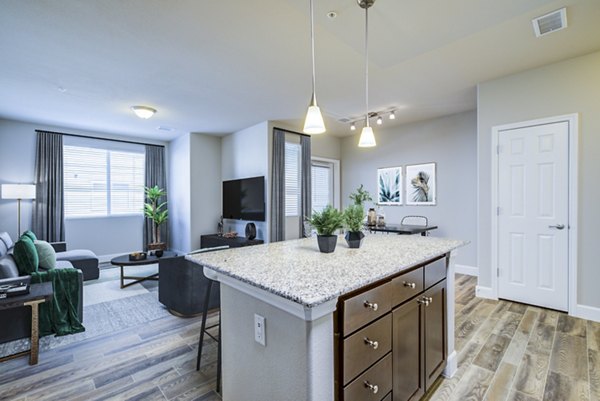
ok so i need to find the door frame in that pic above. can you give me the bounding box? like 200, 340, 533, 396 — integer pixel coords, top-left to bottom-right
490, 114, 578, 314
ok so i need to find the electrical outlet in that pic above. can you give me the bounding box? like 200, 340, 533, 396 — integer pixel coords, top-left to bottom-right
254, 314, 266, 346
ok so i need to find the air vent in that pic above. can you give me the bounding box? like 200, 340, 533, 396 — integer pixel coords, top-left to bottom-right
532, 8, 567, 37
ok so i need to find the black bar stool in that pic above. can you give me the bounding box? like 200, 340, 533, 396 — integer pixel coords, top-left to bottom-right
196, 279, 222, 393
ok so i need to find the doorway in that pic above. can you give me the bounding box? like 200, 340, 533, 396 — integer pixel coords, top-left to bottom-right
491, 115, 578, 312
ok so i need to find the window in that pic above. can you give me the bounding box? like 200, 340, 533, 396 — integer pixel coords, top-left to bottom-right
311, 161, 334, 213
285, 142, 301, 217
64, 145, 145, 217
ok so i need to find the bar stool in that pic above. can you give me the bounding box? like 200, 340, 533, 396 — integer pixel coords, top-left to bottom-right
196, 279, 222, 393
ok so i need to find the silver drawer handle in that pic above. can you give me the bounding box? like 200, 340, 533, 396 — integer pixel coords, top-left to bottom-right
403, 281, 416, 289
364, 380, 379, 394
364, 300, 378, 311
549, 224, 565, 230
364, 337, 379, 350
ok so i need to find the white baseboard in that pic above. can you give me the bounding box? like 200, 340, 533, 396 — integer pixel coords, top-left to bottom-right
571, 304, 600, 323
455, 264, 478, 277
443, 350, 458, 378
475, 285, 498, 300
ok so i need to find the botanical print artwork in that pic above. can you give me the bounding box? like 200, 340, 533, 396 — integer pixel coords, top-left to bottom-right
377, 167, 402, 205
406, 163, 436, 205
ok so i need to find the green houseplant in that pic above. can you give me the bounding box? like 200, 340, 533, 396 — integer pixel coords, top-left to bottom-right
144, 186, 168, 251
307, 205, 344, 253
343, 204, 365, 248
348, 184, 372, 207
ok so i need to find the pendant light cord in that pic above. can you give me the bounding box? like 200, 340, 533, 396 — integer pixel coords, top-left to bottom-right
365, 5, 370, 127
310, 0, 317, 104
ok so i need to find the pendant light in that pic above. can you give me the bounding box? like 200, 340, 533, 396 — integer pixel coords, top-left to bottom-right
358, 0, 376, 147
303, 0, 326, 134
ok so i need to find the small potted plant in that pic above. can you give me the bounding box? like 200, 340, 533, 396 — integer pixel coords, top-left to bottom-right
307, 205, 344, 253
343, 204, 365, 248
144, 185, 169, 252
349, 184, 372, 209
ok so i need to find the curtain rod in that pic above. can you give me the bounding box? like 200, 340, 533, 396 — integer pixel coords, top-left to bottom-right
273, 127, 311, 138
35, 130, 165, 148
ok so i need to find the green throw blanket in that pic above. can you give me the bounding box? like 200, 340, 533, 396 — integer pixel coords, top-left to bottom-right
30, 268, 85, 336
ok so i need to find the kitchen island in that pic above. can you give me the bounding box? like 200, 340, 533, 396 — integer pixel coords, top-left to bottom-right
187, 234, 467, 401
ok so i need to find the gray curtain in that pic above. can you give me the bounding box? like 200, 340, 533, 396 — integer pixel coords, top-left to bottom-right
270, 129, 285, 242
144, 145, 168, 250
33, 131, 65, 242
300, 135, 312, 238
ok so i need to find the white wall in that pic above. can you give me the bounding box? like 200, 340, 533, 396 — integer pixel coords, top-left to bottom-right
478, 50, 600, 310
341, 111, 478, 268
168, 133, 192, 253
0, 118, 165, 259
221, 122, 270, 240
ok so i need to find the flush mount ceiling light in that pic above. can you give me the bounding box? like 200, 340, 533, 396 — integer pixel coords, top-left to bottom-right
358, 0, 376, 147
131, 106, 157, 119
303, 0, 326, 135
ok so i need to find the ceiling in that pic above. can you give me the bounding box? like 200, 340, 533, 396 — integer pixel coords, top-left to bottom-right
1, 0, 599, 141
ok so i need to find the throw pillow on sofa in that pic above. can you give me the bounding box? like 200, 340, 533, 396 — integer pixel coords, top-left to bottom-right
22, 230, 37, 242
13, 236, 39, 275
34, 240, 57, 270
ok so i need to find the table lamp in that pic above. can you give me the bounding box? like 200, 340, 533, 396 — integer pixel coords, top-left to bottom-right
1, 184, 36, 236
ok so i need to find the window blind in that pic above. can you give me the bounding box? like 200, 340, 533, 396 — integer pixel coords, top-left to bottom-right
285, 142, 301, 217
63, 145, 145, 217
311, 163, 332, 213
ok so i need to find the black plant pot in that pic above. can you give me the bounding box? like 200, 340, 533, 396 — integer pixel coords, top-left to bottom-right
345, 231, 365, 248
317, 235, 338, 253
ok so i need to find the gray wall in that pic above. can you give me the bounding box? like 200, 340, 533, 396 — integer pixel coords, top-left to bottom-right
341, 111, 478, 268
0, 118, 166, 260
168, 133, 192, 253
478, 50, 600, 309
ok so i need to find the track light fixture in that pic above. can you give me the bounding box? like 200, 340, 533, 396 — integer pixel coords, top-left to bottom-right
376, 115, 383, 125
350, 122, 356, 131
389, 110, 396, 120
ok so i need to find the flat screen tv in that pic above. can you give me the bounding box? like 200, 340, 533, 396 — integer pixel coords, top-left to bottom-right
222, 176, 265, 221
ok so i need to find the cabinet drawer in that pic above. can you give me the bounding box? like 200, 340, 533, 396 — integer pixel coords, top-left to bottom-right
391, 267, 424, 307
344, 353, 392, 401
343, 314, 392, 385
424, 256, 447, 289
343, 282, 391, 335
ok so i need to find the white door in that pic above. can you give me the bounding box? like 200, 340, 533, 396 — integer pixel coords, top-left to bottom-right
497, 121, 569, 311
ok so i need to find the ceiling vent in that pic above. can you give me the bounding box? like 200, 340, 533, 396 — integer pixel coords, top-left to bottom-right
532, 8, 567, 38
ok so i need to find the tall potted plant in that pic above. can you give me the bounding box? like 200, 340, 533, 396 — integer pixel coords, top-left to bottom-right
307, 205, 344, 253
348, 184, 372, 209
343, 204, 365, 248
144, 186, 168, 251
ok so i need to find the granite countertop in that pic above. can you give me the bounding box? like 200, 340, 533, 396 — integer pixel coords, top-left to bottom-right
186, 234, 467, 308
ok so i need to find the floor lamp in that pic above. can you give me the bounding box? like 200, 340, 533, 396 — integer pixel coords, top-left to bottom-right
1, 184, 36, 236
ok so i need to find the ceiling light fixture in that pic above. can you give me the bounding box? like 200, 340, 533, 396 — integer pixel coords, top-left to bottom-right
303, 0, 326, 135
131, 106, 157, 119
376, 115, 383, 125
358, 0, 376, 147
389, 110, 396, 120
350, 122, 356, 131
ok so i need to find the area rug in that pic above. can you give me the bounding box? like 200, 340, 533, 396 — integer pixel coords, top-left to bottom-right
0, 264, 170, 358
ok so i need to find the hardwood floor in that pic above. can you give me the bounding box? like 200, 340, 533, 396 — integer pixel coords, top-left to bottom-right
0, 274, 598, 401
425, 274, 600, 401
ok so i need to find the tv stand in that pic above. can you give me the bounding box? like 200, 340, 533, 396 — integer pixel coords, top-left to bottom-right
201, 234, 264, 249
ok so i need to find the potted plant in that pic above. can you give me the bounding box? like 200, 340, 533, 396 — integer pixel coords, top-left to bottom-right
144, 186, 168, 251
307, 205, 344, 253
343, 204, 365, 248
348, 184, 372, 208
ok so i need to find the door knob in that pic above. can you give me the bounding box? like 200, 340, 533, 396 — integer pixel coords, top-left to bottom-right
549, 224, 565, 230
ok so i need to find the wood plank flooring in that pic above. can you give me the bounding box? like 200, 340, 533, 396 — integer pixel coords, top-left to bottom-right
425, 274, 600, 401
0, 274, 598, 400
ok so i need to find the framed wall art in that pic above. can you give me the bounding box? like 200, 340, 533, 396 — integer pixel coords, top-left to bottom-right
377, 166, 402, 205
405, 163, 436, 205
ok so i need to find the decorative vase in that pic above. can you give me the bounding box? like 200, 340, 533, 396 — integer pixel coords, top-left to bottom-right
245, 222, 257, 240
345, 231, 365, 248
148, 242, 167, 251
317, 235, 338, 253
154, 250, 164, 258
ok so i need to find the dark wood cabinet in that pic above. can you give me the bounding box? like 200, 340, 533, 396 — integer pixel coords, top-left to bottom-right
336, 254, 449, 401
200, 234, 263, 249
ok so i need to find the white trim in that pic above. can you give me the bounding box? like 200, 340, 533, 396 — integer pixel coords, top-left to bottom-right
475, 285, 498, 300
491, 114, 579, 313
571, 304, 600, 323
443, 351, 458, 379
454, 264, 478, 277
311, 156, 341, 210
202, 266, 338, 321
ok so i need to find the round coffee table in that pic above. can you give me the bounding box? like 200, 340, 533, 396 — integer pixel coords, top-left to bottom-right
111, 251, 177, 289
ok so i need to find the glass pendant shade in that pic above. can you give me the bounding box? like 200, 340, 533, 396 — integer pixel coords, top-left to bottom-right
303, 98, 326, 134
358, 126, 376, 147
